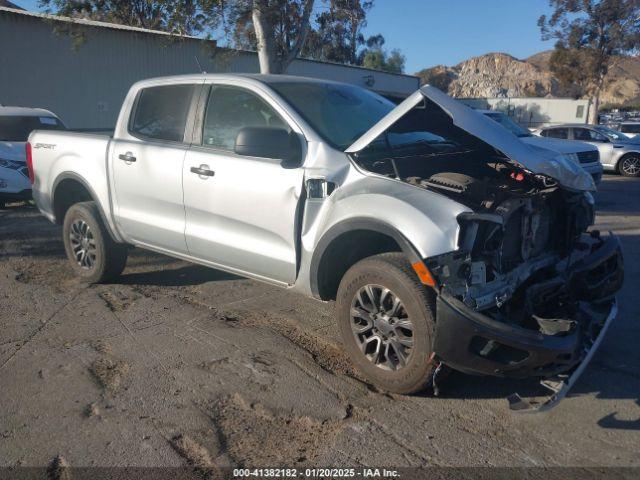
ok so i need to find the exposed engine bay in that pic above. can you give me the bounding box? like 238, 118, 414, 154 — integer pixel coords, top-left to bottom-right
350, 95, 623, 381
353, 145, 616, 338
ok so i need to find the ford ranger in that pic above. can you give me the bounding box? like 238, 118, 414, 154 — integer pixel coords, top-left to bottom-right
27, 75, 624, 409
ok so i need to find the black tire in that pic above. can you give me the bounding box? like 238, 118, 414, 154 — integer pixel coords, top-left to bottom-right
336, 252, 437, 394
62, 201, 128, 283
617, 154, 640, 177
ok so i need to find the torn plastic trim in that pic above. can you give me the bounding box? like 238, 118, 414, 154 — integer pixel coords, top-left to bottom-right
430, 234, 622, 379
508, 300, 618, 413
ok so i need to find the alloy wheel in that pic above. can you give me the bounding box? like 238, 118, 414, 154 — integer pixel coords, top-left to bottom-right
350, 284, 414, 371
621, 156, 640, 176
69, 219, 97, 269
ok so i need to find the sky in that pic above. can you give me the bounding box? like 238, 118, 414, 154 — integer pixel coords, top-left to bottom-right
13, 0, 556, 74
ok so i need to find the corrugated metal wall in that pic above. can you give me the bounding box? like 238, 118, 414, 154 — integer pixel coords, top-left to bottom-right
0, 10, 419, 129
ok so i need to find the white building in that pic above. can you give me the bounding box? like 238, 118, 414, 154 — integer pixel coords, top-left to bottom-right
0, 6, 419, 130
460, 97, 591, 128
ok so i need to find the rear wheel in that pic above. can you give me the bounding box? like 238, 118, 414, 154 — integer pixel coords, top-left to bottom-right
62, 201, 128, 283
618, 154, 640, 177
336, 252, 437, 394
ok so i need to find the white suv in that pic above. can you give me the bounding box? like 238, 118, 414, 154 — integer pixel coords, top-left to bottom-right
0, 107, 65, 208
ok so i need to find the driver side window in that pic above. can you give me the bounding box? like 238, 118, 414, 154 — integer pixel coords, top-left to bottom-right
201, 85, 289, 151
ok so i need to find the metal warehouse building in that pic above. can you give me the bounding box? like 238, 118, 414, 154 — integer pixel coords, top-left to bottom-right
0, 6, 419, 130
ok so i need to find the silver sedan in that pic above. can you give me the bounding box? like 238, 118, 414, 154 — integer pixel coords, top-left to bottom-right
534, 124, 640, 177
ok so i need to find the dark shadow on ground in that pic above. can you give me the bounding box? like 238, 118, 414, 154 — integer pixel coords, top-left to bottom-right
116, 264, 240, 287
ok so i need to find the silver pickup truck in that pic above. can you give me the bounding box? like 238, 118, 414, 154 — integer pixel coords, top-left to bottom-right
27, 74, 623, 405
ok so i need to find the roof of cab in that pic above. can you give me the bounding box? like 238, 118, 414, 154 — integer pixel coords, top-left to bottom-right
131, 73, 354, 89
0, 106, 59, 117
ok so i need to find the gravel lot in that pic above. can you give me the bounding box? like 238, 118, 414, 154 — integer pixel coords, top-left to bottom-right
1, 175, 639, 471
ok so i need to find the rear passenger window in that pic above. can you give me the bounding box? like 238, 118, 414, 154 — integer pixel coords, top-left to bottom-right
201, 85, 289, 151
543, 128, 568, 139
130, 84, 195, 142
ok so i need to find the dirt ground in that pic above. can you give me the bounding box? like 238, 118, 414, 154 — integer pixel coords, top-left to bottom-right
1, 175, 639, 472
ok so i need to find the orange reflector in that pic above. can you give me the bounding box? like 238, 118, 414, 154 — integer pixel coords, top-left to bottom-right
412, 261, 436, 287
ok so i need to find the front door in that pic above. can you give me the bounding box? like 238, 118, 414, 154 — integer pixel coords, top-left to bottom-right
572, 127, 615, 166
183, 84, 305, 285
111, 83, 198, 253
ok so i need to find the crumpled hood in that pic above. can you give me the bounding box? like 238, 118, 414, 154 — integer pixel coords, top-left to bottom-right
346, 86, 595, 192
0, 141, 27, 162
521, 136, 596, 155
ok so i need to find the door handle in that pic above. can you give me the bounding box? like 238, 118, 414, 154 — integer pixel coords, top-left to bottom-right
190, 165, 215, 177
118, 152, 136, 162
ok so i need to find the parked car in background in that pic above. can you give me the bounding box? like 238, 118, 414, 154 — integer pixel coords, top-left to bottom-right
27, 75, 622, 408
618, 121, 640, 138
479, 110, 603, 185
534, 124, 640, 177
0, 107, 65, 207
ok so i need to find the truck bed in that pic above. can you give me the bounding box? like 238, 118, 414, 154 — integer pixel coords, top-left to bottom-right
29, 130, 113, 226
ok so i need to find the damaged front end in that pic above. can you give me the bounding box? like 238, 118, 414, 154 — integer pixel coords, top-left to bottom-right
422, 177, 624, 410
421, 164, 624, 406
429, 229, 622, 379
345, 86, 624, 408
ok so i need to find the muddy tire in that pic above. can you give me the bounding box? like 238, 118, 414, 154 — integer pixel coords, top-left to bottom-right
336, 252, 437, 394
618, 154, 640, 177
62, 201, 128, 283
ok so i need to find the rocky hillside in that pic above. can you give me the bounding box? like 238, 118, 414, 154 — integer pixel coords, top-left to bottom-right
416, 51, 640, 106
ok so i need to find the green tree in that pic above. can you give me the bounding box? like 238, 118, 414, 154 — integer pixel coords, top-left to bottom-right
539, 0, 640, 123
228, 0, 315, 73
248, 0, 315, 73
313, 0, 372, 64
359, 35, 405, 73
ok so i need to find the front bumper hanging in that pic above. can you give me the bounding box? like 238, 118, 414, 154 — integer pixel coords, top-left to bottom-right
431, 233, 624, 411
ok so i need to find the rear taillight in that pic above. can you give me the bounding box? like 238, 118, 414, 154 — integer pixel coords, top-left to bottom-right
25, 142, 34, 184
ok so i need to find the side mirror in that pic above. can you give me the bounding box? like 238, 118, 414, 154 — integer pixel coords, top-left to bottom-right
234, 127, 302, 167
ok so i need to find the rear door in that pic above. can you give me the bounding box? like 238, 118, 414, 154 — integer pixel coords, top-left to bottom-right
111, 82, 200, 253
182, 83, 305, 285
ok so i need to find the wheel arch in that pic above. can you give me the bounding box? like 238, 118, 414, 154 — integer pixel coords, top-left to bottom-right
52, 172, 120, 242
309, 218, 424, 300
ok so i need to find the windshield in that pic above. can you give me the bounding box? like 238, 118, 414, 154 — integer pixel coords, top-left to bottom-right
266, 81, 395, 150
594, 125, 628, 141
484, 112, 532, 137
0, 115, 65, 142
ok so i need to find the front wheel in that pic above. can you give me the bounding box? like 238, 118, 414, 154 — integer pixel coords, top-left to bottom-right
336, 252, 437, 394
618, 155, 640, 177
62, 201, 128, 283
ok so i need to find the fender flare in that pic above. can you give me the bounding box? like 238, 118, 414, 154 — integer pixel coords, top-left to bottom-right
52, 172, 121, 242
309, 218, 423, 298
